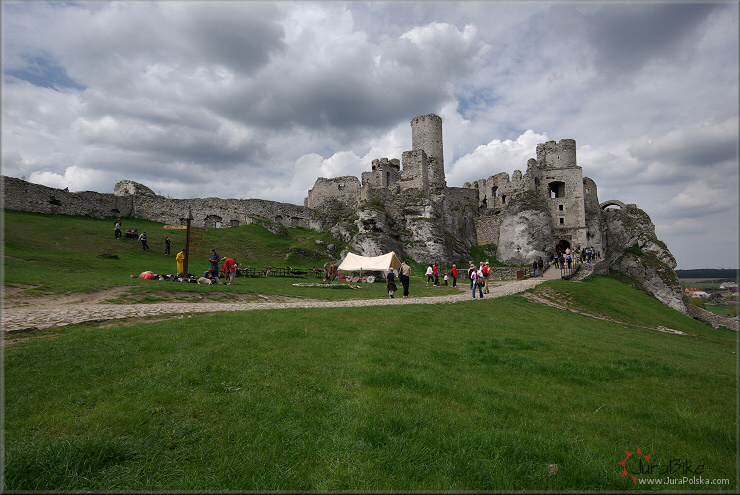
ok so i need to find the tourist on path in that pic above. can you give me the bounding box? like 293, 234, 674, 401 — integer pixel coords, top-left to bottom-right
426, 264, 434, 287
472, 267, 484, 299
450, 264, 458, 287
433, 263, 440, 286
468, 261, 476, 289
386, 267, 397, 298
399, 260, 411, 298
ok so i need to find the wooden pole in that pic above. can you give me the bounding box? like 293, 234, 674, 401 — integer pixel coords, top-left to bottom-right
183, 208, 194, 279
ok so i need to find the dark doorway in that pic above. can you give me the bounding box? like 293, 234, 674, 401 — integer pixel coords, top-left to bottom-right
556, 239, 570, 254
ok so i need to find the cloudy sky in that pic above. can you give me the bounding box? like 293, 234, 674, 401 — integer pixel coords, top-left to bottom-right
2, 1, 738, 269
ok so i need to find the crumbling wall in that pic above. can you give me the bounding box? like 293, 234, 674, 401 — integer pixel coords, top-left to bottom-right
2, 176, 133, 219
304, 176, 361, 209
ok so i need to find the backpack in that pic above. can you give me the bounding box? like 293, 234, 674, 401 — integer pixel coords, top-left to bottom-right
476, 274, 484, 286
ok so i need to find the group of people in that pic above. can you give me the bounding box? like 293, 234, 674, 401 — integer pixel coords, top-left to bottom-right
115, 219, 240, 284
322, 261, 339, 282
553, 245, 600, 270
190, 248, 238, 285
532, 257, 545, 277
468, 261, 492, 299
113, 218, 152, 250
385, 260, 412, 298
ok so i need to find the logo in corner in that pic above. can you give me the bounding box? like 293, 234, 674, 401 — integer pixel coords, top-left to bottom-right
618, 446, 652, 484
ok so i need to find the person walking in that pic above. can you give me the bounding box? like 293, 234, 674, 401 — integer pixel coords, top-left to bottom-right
139, 231, 150, 250
164, 236, 171, 255
433, 263, 440, 286
425, 264, 434, 287
386, 267, 397, 298
483, 261, 490, 293
532, 259, 538, 278
114, 218, 121, 239
450, 264, 458, 287
537, 257, 544, 277
399, 260, 411, 298
468, 261, 476, 289
472, 266, 484, 299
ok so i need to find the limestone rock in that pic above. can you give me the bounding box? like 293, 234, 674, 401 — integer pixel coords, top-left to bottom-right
114, 180, 156, 197
497, 190, 554, 265
603, 206, 684, 312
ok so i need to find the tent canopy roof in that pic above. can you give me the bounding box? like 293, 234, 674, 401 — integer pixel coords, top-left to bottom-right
337, 252, 402, 272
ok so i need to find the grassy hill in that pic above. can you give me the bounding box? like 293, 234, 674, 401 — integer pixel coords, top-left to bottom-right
3, 210, 737, 491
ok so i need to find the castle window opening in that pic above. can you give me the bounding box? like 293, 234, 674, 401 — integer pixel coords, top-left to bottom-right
501, 195, 506, 204
492, 186, 498, 198
559, 218, 564, 225
558, 204, 564, 211
549, 181, 565, 198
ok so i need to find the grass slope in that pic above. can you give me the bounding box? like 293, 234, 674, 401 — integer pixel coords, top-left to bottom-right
3, 210, 738, 491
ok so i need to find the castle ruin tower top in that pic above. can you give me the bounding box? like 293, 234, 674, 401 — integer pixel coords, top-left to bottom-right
536, 138, 577, 169
411, 113, 446, 190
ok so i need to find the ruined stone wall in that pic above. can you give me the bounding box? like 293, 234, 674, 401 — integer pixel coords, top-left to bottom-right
2, 176, 133, 219
582, 177, 605, 255
474, 209, 504, 246
3, 176, 320, 232
445, 186, 479, 209
132, 195, 317, 230
304, 176, 361, 209
400, 150, 429, 193
361, 158, 401, 191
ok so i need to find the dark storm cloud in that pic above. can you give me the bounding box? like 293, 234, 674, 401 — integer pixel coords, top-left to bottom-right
583, 3, 719, 78
627, 119, 738, 168
170, 3, 287, 75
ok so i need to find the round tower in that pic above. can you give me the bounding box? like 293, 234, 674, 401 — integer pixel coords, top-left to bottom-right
411, 113, 446, 189
537, 139, 577, 169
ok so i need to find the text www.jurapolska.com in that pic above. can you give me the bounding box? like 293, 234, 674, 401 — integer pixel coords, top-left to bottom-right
638, 476, 730, 486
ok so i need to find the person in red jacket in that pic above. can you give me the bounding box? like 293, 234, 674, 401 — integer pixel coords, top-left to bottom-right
222, 257, 237, 285
450, 264, 458, 287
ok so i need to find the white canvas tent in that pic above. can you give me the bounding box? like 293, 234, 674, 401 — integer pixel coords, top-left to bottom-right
337, 252, 402, 274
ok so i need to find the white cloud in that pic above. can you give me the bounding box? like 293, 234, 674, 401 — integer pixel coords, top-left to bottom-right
1, 1, 737, 268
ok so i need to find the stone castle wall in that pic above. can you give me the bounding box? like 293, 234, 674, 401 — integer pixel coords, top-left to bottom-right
3, 175, 319, 231
2, 176, 133, 218
304, 176, 360, 209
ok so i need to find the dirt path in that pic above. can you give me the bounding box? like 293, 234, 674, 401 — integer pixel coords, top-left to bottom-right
3, 277, 549, 334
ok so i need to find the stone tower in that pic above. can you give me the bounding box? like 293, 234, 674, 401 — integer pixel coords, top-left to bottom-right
534, 139, 588, 251
411, 113, 446, 190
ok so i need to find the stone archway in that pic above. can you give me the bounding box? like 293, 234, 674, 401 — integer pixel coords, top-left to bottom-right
556, 239, 570, 254
600, 199, 626, 210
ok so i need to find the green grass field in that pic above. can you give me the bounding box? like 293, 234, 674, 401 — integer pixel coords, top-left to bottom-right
3, 210, 738, 491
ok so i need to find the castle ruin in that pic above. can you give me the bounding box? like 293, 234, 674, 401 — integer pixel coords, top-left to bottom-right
305, 113, 628, 260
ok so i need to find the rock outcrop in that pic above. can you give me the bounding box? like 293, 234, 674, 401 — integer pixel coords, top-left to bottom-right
496, 190, 554, 265
602, 206, 685, 313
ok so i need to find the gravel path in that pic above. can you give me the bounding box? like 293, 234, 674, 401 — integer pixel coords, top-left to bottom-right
3, 278, 548, 333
